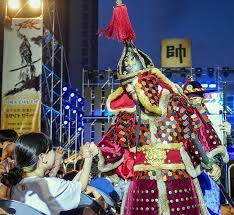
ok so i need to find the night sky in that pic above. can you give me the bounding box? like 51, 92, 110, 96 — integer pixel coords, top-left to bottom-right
98, 0, 234, 69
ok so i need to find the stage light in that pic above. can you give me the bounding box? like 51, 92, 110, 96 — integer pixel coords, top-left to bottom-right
65, 104, 70, 110
62, 86, 68, 92
28, 0, 42, 9
209, 84, 217, 88
79, 113, 84, 118
63, 120, 68, 125
72, 109, 77, 114
78, 127, 82, 132
77, 97, 83, 103
7, 0, 42, 18
201, 84, 208, 88
70, 92, 75, 98
8, 0, 21, 10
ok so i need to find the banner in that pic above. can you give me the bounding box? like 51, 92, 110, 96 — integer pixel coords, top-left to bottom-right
205, 92, 224, 144
1, 18, 42, 135
161, 38, 192, 68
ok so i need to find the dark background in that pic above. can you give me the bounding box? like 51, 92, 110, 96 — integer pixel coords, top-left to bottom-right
98, 0, 234, 70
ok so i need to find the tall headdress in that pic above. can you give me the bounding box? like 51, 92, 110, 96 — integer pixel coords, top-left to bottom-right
99, 0, 154, 84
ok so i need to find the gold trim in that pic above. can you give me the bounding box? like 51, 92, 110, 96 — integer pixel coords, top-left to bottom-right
140, 142, 183, 150
156, 170, 170, 215
135, 82, 162, 116
151, 68, 180, 93
184, 88, 206, 94
106, 86, 136, 114
134, 163, 185, 171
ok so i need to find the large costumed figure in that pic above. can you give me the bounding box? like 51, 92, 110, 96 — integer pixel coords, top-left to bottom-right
97, 1, 229, 214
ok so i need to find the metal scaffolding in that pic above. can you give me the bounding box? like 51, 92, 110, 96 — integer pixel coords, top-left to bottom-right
82, 67, 234, 144
81, 68, 119, 144
41, 0, 82, 154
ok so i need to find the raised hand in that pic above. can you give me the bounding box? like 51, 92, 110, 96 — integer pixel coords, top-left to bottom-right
89, 142, 99, 156
80, 142, 93, 159
219, 121, 231, 136
207, 163, 221, 181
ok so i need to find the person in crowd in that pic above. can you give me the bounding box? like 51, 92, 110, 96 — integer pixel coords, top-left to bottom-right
7, 132, 97, 215
183, 76, 231, 215
0, 129, 18, 199
88, 156, 120, 213
0, 129, 18, 174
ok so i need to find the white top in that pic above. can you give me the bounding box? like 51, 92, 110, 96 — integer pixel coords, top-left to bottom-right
11, 176, 82, 215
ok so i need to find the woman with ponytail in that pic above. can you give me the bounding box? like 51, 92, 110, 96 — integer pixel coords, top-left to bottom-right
8, 132, 96, 215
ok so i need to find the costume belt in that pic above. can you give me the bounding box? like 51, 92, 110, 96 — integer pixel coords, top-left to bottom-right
132, 143, 186, 171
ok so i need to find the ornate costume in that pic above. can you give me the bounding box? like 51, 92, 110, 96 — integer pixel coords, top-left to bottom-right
97, 1, 228, 214
183, 78, 228, 215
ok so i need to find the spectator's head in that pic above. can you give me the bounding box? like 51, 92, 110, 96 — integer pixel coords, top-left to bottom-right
0, 129, 18, 144
63, 170, 79, 181
7, 132, 55, 185
0, 129, 18, 160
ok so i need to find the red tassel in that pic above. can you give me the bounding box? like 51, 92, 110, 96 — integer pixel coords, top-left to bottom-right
99, 4, 136, 42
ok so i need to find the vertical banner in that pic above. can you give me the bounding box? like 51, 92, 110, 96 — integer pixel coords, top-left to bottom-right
1, 18, 42, 135
161, 38, 192, 68
205, 92, 224, 144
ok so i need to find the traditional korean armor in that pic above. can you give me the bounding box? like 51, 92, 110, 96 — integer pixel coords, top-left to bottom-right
97, 69, 228, 215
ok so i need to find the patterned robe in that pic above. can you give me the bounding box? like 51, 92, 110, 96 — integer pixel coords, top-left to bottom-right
97, 69, 228, 215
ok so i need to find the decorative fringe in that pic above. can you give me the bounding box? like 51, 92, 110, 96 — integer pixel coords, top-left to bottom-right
98, 4, 136, 42
106, 86, 136, 114
98, 151, 124, 172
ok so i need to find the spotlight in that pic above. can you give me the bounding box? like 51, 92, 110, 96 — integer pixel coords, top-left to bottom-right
62, 86, 68, 92
8, 0, 21, 10
63, 120, 68, 125
70, 92, 75, 98
7, 0, 42, 18
72, 109, 77, 114
65, 104, 70, 110
28, 0, 42, 9
79, 113, 84, 118
78, 127, 82, 132
77, 97, 83, 103
209, 84, 217, 88
201, 84, 208, 88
